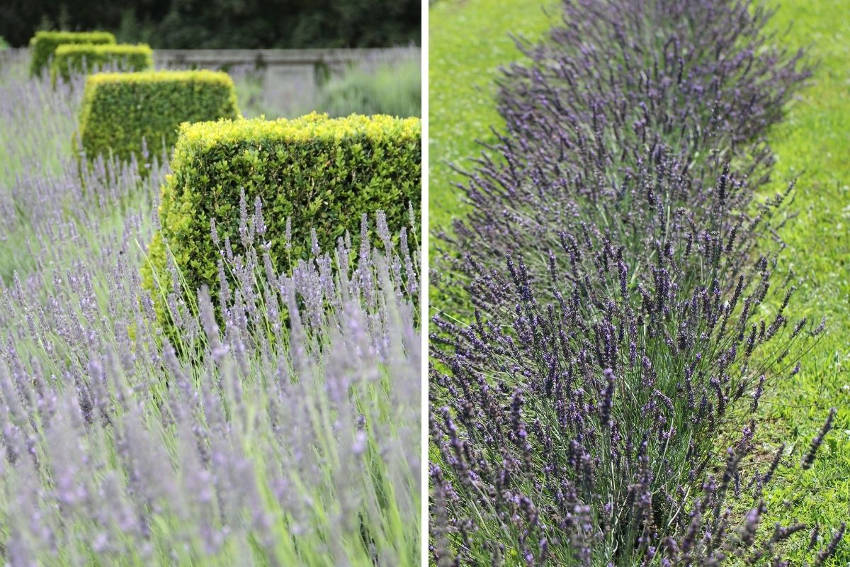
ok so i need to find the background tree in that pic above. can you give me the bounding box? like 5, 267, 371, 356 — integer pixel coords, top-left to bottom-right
0, 0, 420, 48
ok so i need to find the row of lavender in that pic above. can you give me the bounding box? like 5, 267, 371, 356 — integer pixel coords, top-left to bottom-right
0, 43, 420, 566
430, 0, 841, 564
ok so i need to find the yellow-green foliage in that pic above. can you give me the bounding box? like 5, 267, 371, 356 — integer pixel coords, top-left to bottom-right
143, 112, 421, 316
29, 31, 115, 77
78, 70, 240, 163
51, 43, 153, 83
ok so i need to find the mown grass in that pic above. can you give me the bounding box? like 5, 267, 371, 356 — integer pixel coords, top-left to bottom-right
429, 0, 850, 561
428, 0, 557, 231
742, 0, 850, 561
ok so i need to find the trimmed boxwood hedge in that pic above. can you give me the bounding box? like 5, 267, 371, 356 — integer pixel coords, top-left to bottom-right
77, 70, 239, 163
51, 43, 153, 83
142, 112, 421, 316
29, 31, 115, 77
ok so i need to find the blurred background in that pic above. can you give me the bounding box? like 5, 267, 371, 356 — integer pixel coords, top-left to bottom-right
0, 0, 421, 118
0, 0, 419, 48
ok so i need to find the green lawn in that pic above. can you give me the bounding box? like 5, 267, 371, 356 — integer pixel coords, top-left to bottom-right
429, 0, 850, 560
745, 0, 850, 561
428, 0, 557, 231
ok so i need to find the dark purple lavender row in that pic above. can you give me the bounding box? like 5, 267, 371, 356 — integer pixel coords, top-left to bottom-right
443, 0, 807, 297
430, 0, 839, 564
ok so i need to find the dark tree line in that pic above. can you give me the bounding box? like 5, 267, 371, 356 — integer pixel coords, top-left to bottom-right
0, 0, 420, 48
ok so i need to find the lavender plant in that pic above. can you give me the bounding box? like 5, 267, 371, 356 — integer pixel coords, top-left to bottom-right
430, 0, 841, 564
0, 52, 420, 565
0, 53, 165, 281
441, 0, 809, 300
0, 206, 420, 565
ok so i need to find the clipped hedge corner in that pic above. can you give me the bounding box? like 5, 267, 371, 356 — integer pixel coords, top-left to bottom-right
29, 31, 115, 77
77, 70, 240, 163
142, 112, 421, 316
51, 43, 153, 83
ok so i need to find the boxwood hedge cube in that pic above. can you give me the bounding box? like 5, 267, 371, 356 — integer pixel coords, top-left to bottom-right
29, 30, 115, 77
142, 112, 421, 321
77, 70, 240, 164
51, 43, 153, 83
